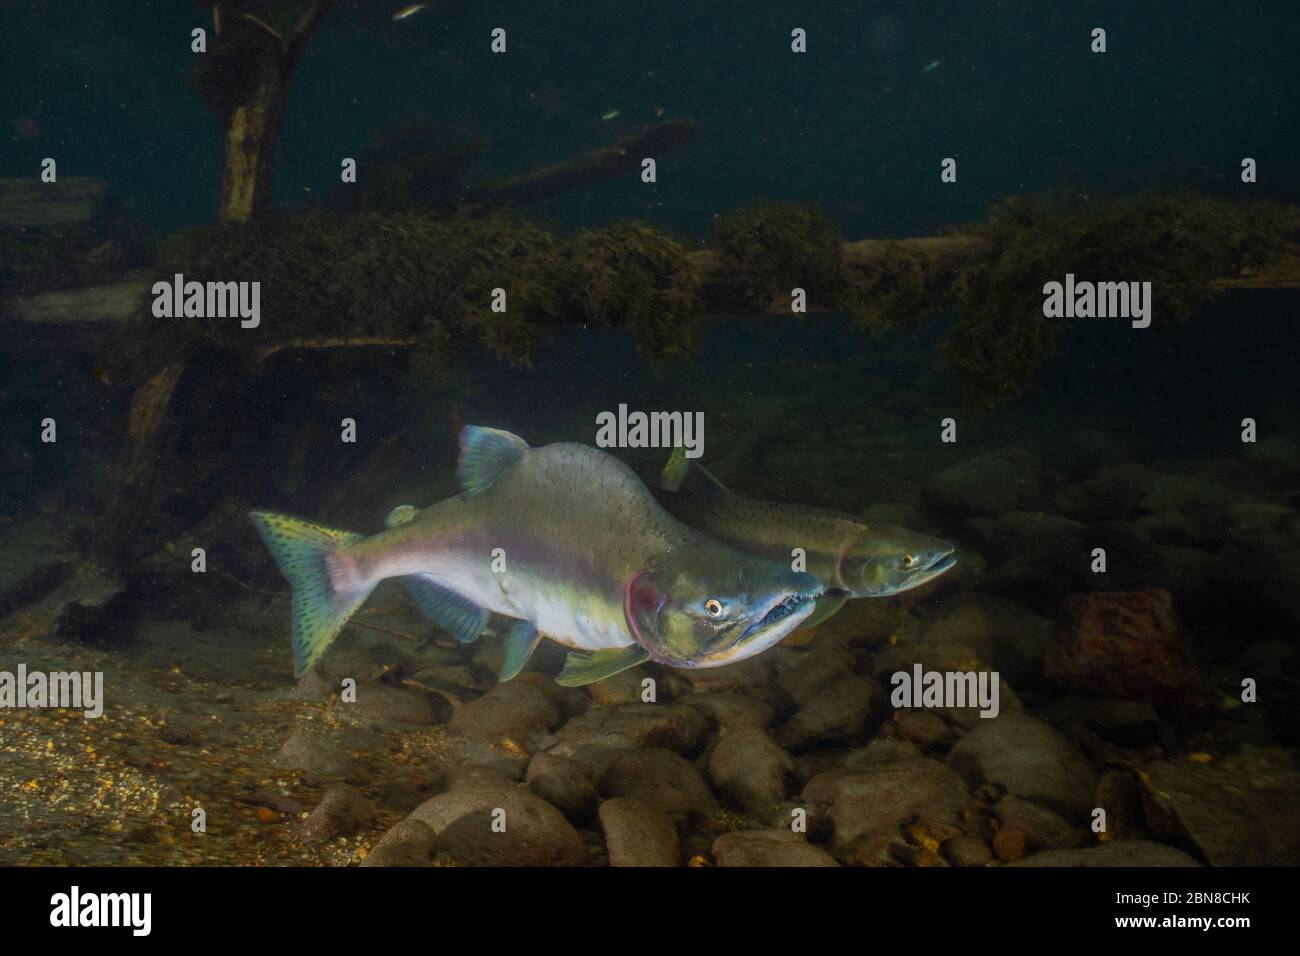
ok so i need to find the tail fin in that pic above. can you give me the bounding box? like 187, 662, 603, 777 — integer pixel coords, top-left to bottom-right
250, 511, 372, 678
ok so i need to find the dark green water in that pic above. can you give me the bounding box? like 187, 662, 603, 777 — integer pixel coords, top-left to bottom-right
0, 1, 1297, 872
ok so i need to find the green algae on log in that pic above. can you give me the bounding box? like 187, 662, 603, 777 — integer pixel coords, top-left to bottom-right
20, 190, 1297, 408
941, 192, 1296, 407
709, 193, 1296, 406
115, 211, 703, 378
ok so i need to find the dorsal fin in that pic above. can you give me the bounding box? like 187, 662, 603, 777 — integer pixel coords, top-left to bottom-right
660, 447, 729, 498
456, 426, 528, 497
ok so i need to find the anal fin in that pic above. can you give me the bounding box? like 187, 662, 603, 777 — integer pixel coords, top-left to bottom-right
556, 645, 649, 687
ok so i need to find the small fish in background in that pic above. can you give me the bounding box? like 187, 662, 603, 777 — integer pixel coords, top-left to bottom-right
601, 109, 621, 121
392, 3, 428, 21
922, 59, 942, 73
653, 105, 665, 118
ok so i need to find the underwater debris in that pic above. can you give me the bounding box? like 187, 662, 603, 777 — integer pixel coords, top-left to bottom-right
0, 178, 150, 295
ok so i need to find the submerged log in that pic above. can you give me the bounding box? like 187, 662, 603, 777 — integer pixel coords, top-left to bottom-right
97, 362, 187, 563
476, 118, 701, 207
14, 234, 1297, 331
7, 271, 151, 325
211, 1, 334, 223
0, 177, 109, 227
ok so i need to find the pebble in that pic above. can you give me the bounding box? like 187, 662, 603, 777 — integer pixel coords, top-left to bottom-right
274, 728, 358, 778
549, 703, 708, 756
360, 818, 438, 867
345, 683, 444, 726
1046, 589, 1205, 709
679, 692, 775, 731
408, 783, 584, 866
776, 675, 887, 753
919, 592, 1054, 686
948, 712, 1096, 820
599, 749, 717, 818
896, 711, 953, 750
1008, 841, 1200, 867
712, 830, 838, 867
941, 835, 994, 866
298, 783, 375, 843
526, 752, 598, 824
803, 758, 969, 853
995, 794, 1087, 852
446, 680, 561, 747
922, 450, 1040, 518
707, 727, 794, 823
598, 798, 681, 867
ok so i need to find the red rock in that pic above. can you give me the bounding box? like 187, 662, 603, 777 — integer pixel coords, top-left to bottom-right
992, 827, 1026, 862
1046, 589, 1204, 708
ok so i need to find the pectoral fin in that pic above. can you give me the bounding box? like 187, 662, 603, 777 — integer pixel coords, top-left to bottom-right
799, 590, 849, 629
556, 645, 650, 686
499, 620, 542, 681
401, 575, 489, 644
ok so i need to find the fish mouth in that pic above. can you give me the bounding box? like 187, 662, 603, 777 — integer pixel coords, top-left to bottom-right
907, 550, 957, 587
737, 591, 817, 643
674, 590, 821, 669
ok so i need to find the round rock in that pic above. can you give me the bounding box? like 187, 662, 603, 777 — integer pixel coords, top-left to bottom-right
598, 798, 681, 867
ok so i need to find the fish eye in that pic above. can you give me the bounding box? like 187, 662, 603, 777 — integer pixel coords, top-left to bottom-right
901, 554, 917, 569
704, 598, 724, 617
